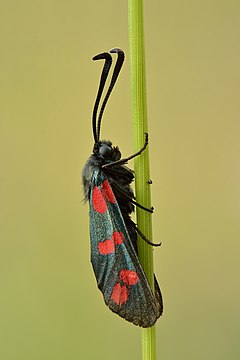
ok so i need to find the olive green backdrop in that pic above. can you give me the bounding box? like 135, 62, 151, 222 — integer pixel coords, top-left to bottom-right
1, 1, 239, 359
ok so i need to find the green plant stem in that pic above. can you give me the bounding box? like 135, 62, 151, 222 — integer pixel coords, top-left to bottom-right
128, 1, 157, 360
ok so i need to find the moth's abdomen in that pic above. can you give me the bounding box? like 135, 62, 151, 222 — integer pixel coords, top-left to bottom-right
104, 165, 135, 213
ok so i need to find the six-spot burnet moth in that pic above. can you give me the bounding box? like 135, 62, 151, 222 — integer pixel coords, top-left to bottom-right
82, 48, 163, 327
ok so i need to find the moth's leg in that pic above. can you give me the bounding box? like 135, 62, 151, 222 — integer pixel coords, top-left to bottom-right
102, 133, 149, 168
134, 224, 161, 247
111, 181, 154, 213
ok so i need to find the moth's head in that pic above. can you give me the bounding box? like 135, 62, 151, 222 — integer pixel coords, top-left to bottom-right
93, 140, 121, 162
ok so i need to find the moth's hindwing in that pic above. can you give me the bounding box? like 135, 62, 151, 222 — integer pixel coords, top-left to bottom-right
89, 170, 160, 327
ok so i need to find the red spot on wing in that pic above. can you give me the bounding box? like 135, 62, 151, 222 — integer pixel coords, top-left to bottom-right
92, 186, 107, 213
111, 283, 128, 305
120, 270, 139, 285
98, 232, 124, 255
112, 231, 124, 245
102, 180, 116, 203
98, 239, 115, 255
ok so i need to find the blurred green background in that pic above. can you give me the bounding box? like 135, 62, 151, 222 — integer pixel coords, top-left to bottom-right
1, 1, 240, 359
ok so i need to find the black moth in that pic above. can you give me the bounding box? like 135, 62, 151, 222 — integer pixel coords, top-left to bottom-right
82, 48, 163, 327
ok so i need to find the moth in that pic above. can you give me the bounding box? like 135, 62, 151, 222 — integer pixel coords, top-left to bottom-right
82, 48, 163, 327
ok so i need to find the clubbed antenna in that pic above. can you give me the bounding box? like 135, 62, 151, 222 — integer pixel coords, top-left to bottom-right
96, 48, 125, 140
92, 52, 112, 143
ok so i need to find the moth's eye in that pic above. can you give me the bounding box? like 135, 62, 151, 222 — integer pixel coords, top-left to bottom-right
99, 144, 112, 158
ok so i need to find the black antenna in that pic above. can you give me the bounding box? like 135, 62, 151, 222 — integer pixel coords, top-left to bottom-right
96, 48, 125, 141
92, 52, 112, 143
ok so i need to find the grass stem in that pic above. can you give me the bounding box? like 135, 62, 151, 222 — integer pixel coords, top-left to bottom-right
128, 1, 157, 359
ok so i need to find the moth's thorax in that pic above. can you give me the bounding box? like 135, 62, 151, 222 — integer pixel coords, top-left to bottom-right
82, 141, 122, 201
